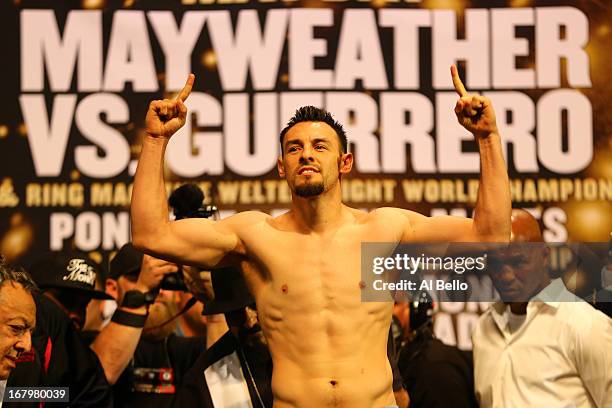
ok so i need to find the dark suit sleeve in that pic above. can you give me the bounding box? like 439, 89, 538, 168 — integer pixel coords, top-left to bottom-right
387, 327, 404, 392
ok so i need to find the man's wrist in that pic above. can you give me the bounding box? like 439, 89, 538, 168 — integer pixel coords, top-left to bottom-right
134, 282, 152, 293
477, 131, 501, 147
121, 289, 157, 309
111, 309, 148, 328
144, 133, 170, 144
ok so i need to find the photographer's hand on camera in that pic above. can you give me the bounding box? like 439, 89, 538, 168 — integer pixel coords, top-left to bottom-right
135, 255, 179, 294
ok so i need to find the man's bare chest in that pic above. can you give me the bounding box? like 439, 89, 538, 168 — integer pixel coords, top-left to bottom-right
239, 217, 401, 284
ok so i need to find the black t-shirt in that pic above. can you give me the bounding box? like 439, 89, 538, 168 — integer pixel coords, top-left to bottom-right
398, 335, 477, 408
6, 294, 112, 407
112, 334, 204, 408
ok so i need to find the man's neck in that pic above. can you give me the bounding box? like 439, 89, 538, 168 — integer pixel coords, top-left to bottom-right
507, 302, 528, 315
289, 184, 346, 232
176, 318, 203, 337
506, 277, 552, 315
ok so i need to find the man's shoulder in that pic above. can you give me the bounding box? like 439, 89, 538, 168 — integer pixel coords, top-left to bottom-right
370, 206, 407, 218
362, 207, 413, 226
33, 294, 73, 332
554, 300, 611, 332
219, 210, 271, 236
225, 210, 270, 224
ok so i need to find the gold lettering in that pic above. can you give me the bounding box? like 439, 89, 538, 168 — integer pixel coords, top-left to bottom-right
218, 182, 240, 205
401, 180, 424, 202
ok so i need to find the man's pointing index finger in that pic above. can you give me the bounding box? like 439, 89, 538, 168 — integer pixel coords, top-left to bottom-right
177, 74, 195, 102
450, 65, 468, 97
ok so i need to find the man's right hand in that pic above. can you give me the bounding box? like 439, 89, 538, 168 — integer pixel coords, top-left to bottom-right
144, 74, 194, 139
134, 255, 179, 293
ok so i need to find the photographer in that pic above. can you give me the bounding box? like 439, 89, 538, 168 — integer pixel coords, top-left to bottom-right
91, 244, 205, 407
90, 184, 217, 407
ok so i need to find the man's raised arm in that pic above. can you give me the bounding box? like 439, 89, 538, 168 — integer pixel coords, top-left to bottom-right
130, 75, 241, 267
399, 66, 511, 243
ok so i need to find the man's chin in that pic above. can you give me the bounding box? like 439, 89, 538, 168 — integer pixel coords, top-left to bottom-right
0, 362, 12, 380
498, 290, 522, 303
143, 303, 177, 341
295, 183, 324, 197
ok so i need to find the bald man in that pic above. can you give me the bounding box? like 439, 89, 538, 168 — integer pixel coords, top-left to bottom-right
472, 209, 612, 408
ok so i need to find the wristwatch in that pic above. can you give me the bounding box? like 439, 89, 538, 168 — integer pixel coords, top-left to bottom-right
121, 290, 157, 308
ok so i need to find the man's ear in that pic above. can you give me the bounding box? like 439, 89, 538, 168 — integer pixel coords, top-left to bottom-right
277, 157, 286, 178
339, 153, 353, 175
105, 279, 118, 300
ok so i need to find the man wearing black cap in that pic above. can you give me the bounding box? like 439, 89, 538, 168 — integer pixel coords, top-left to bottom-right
91, 243, 206, 408
27, 252, 115, 331
6, 251, 112, 407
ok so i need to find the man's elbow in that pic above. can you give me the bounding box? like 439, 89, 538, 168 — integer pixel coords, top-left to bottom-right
130, 210, 165, 251
131, 224, 167, 253
131, 235, 149, 253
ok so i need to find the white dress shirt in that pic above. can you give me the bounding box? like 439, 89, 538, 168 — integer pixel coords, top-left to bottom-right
473, 279, 612, 408
0, 379, 5, 407
204, 350, 253, 408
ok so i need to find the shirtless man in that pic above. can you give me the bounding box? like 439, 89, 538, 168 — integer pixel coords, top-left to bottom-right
131, 66, 510, 407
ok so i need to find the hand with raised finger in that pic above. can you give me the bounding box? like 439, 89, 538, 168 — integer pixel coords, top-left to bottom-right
135, 255, 179, 293
451, 65, 498, 139
145, 74, 194, 139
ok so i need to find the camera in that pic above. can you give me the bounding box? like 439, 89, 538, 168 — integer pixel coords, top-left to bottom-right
161, 184, 217, 291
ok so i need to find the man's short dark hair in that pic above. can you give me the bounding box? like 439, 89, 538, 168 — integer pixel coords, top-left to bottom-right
279, 106, 348, 154
0, 256, 38, 295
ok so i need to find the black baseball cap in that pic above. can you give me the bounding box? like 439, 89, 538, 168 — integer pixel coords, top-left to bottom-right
202, 267, 255, 315
109, 243, 143, 280
29, 252, 113, 300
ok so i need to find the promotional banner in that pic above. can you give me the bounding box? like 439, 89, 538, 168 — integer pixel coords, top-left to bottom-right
1, 0, 610, 348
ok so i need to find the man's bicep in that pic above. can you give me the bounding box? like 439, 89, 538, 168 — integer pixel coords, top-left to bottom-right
144, 217, 241, 268
397, 209, 475, 243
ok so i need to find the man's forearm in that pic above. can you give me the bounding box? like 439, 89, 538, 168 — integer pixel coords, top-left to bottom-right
474, 132, 511, 241
131, 136, 171, 248
205, 314, 229, 348
90, 305, 147, 385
